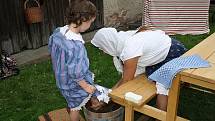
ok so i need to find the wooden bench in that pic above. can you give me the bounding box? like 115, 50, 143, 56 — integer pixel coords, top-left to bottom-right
109, 74, 189, 121
38, 108, 85, 121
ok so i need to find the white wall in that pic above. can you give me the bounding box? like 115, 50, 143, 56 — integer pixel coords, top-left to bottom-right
103, 0, 143, 26
117, 0, 142, 19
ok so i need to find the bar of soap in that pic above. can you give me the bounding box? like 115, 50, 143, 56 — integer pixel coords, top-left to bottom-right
124, 92, 143, 104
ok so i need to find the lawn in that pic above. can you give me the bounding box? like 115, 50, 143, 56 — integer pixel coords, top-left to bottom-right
1, 8, 215, 121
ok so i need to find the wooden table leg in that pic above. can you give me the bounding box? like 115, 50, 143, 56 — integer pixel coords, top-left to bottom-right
166, 75, 181, 121
125, 104, 134, 121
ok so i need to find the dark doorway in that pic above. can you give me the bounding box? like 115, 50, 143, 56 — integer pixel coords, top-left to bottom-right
87, 0, 104, 32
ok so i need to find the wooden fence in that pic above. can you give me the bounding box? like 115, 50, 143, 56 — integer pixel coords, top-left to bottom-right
0, 0, 103, 54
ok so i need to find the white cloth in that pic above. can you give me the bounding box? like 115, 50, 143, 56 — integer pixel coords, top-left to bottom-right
120, 30, 171, 67
94, 84, 112, 103
91, 27, 136, 56
156, 82, 169, 95
113, 57, 123, 73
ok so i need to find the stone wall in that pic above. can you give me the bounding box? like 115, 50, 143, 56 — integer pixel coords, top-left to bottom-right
103, 0, 143, 30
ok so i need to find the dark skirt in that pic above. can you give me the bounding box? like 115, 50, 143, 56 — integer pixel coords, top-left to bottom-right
145, 38, 187, 77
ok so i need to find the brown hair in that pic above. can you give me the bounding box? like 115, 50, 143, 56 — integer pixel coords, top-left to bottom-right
136, 25, 150, 33
65, 0, 97, 27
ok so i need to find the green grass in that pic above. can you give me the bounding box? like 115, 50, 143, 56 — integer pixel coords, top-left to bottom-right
0, 8, 215, 121
0, 61, 66, 120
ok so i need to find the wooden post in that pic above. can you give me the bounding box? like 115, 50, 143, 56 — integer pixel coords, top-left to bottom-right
125, 104, 134, 121
166, 75, 181, 121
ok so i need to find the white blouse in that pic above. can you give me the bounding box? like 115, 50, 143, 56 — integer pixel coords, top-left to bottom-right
120, 30, 171, 68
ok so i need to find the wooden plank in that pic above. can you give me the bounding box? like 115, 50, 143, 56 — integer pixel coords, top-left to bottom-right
109, 74, 156, 106
167, 75, 181, 121
110, 97, 127, 106
1, 37, 14, 54
182, 32, 215, 74
109, 82, 143, 105
125, 104, 134, 121
134, 105, 189, 121
11, 32, 21, 53
181, 75, 215, 91
110, 75, 149, 95
38, 108, 85, 121
207, 51, 215, 63
135, 105, 165, 121
190, 63, 215, 84
131, 82, 156, 106
109, 75, 147, 104
9, 0, 21, 53
28, 23, 43, 49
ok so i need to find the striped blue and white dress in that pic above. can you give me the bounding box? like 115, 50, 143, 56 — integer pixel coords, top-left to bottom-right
48, 25, 94, 111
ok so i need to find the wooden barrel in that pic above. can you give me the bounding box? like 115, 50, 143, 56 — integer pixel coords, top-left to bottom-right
83, 106, 124, 121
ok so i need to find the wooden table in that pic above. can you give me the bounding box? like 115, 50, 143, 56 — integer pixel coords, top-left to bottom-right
167, 32, 215, 121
